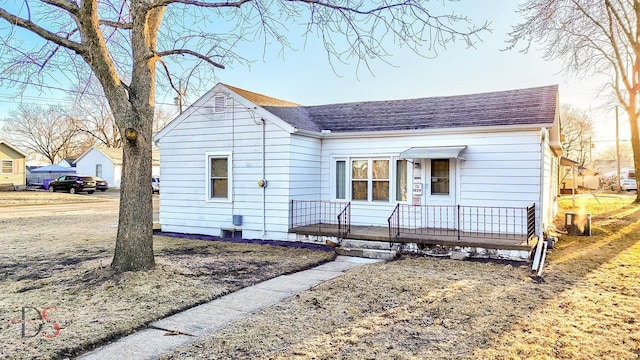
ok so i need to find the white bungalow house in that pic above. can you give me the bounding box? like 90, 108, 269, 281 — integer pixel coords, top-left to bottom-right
0, 140, 28, 190
153, 83, 562, 257
74, 146, 160, 188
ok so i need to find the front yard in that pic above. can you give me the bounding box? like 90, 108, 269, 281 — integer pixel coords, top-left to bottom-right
162, 193, 640, 359
0, 192, 334, 359
1, 192, 639, 359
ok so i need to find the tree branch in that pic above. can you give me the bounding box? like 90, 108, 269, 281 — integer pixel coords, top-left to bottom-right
100, 20, 133, 29
0, 8, 84, 54
155, 49, 225, 69
151, 0, 252, 9
42, 0, 79, 15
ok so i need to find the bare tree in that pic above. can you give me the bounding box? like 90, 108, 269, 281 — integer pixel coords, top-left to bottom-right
0, 1, 487, 272
72, 80, 123, 149
598, 141, 634, 164
560, 104, 594, 165
508, 0, 640, 202
0, 105, 79, 164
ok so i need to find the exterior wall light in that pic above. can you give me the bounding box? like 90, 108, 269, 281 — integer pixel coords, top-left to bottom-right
258, 179, 268, 188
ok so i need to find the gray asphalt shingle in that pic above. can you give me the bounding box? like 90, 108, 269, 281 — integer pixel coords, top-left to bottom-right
227, 84, 558, 133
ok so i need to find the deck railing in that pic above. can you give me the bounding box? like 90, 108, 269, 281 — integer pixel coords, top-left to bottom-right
290, 200, 351, 238
389, 203, 536, 244
337, 202, 351, 240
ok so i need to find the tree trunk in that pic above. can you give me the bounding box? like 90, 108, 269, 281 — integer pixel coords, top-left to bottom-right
110, 5, 164, 272
628, 111, 640, 203
111, 136, 155, 272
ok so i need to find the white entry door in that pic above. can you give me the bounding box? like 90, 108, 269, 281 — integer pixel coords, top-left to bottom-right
422, 158, 456, 229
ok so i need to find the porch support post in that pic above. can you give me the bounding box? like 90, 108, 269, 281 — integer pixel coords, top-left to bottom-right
457, 204, 461, 241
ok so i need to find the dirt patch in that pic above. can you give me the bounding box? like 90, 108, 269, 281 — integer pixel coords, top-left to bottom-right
162, 193, 640, 359
0, 201, 334, 360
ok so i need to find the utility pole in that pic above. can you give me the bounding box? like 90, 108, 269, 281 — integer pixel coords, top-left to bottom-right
616, 107, 621, 192
174, 80, 185, 114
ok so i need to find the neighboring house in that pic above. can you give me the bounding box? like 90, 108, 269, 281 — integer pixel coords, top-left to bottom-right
154, 83, 563, 251
58, 158, 77, 168
74, 146, 160, 188
0, 140, 28, 189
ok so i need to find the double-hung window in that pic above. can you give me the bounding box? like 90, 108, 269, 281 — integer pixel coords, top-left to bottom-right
1, 160, 13, 174
206, 153, 231, 200
351, 159, 390, 202
335, 157, 407, 202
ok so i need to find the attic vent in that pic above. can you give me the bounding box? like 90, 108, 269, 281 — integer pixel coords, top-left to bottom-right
214, 95, 226, 113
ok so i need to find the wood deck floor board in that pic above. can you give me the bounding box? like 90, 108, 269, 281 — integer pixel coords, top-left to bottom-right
290, 224, 536, 252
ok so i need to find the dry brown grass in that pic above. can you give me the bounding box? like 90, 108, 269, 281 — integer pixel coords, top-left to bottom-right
0, 191, 102, 206
164, 193, 640, 360
0, 198, 334, 360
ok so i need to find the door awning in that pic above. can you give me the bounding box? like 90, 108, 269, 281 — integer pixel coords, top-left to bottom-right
400, 146, 467, 160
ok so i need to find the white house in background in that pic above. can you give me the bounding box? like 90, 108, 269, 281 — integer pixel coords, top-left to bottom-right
153, 83, 562, 244
0, 140, 28, 189
74, 146, 160, 188
58, 158, 77, 168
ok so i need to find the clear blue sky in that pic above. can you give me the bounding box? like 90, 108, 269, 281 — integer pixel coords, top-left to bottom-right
0, 1, 624, 147
164, 0, 620, 145
182, 1, 599, 107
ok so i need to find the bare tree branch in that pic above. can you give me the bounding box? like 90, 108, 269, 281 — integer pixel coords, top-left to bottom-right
156, 48, 225, 68
0, 8, 83, 54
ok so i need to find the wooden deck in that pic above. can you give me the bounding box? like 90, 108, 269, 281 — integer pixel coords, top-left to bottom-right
290, 224, 536, 252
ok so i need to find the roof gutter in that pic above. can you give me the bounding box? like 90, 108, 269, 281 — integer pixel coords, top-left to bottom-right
293, 123, 556, 139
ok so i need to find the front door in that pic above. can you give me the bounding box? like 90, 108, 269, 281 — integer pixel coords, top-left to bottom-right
413, 159, 456, 229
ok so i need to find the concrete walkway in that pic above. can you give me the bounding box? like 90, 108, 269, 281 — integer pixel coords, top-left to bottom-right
78, 256, 382, 360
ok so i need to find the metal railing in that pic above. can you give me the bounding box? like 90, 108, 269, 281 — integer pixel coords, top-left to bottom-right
388, 203, 400, 240
526, 204, 536, 239
389, 203, 536, 243
337, 202, 351, 240
290, 200, 351, 237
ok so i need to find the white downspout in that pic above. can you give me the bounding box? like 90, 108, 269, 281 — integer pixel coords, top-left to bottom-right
261, 118, 266, 237
539, 127, 546, 240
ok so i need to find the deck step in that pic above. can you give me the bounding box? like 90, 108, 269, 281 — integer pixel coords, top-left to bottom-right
340, 239, 401, 251
335, 247, 397, 260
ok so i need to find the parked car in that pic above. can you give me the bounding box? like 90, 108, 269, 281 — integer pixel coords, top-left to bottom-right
152, 176, 160, 193
95, 177, 109, 191
621, 178, 637, 191
48, 175, 97, 194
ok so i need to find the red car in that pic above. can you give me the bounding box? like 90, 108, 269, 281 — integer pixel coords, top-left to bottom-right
95, 177, 109, 191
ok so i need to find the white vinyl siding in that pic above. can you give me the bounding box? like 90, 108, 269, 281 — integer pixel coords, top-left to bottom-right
158, 92, 313, 240
320, 130, 544, 227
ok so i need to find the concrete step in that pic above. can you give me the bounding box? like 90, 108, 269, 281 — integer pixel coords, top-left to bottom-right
339, 239, 400, 251
335, 247, 397, 260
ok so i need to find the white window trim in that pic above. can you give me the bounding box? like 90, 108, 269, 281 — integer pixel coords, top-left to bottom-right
331, 156, 349, 201
1, 159, 13, 174
394, 157, 410, 203
205, 151, 232, 203
351, 157, 391, 203
332, 155, 411, 204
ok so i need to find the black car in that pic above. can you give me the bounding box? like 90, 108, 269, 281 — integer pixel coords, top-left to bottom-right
48, 175, 96, 194
95, 177, 109, 191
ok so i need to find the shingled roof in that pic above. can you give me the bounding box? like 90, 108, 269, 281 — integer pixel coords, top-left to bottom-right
227, 85, 558, 133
